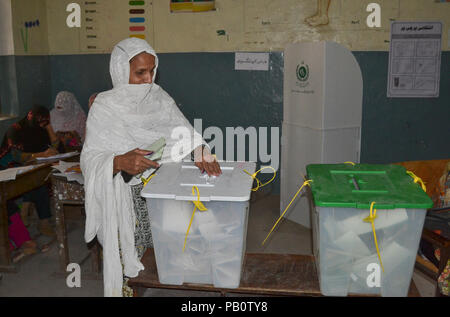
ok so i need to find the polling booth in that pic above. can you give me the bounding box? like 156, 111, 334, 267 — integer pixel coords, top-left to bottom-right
281, 41, 363, 228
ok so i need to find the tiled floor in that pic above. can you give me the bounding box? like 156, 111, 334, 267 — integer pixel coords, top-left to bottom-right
0, 193, 437, 297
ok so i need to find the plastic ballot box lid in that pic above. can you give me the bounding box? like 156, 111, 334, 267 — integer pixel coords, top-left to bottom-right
141, 161, 257, 202
306, 164, 433, 210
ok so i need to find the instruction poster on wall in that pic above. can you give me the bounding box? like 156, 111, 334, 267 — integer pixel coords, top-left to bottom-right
387, 21, 442, 98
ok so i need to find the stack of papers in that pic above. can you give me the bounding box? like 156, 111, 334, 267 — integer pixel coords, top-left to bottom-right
52, 161, 84, 185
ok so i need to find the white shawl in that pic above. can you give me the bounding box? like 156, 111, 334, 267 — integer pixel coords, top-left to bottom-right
50, 91, 87, 141
80, 38, 204, 297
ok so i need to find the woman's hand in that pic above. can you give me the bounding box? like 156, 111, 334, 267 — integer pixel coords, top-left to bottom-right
31, 147, 58, 160
42, 147, 58, 157
45, 124, 59, 145
193, 146, 222, 177
113, 148, 159, 175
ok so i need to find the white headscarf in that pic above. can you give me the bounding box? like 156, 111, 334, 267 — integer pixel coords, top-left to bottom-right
50, 91, 87, 141
80, 38, 204, 297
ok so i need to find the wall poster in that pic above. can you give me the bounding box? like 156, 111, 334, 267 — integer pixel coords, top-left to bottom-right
387, 21, 442, 98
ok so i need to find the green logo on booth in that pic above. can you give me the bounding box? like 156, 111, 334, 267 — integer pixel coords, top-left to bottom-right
296, 63, 309, 82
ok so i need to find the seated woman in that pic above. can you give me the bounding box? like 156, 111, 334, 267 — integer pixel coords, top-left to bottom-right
7, 200, 39, 260
0, 105, 62, 237
0, 105, 62, 165
50, 91, 87, 151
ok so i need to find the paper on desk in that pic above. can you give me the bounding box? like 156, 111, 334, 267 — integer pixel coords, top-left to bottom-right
52, 161, 80, 173
52, 161, 84, 184
0, 168, 21, 182
0, 164, 47, 182
35, 151, 79, 162
53, 172, 84, 185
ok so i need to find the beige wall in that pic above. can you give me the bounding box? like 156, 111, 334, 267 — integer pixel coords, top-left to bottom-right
11, 0, 49, 55
8, 0, 450, 55
0, 0, 14, 55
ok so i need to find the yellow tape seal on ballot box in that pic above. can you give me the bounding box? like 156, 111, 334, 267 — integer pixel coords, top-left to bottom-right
183, 186, 208, 253
363, 202, 385, 273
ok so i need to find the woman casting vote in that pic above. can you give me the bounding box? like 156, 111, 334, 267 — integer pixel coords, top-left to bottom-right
81, 38, 221, 297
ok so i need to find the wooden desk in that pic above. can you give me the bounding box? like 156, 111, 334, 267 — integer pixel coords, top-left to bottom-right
51, 174, 85, 272
128, 248, 420, 297
50, 174, 101, 274
0, 163, 53, 272
415, 227, 450, 297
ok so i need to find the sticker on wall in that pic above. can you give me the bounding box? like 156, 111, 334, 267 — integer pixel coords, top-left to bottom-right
235, 53, 269, 71
20, 19, 40, 53
170, 0, 215, 13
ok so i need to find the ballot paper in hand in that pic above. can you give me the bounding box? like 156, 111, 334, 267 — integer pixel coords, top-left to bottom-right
143, 137, 166, 162
140, 137, 166, 176
121, 138, 166, 183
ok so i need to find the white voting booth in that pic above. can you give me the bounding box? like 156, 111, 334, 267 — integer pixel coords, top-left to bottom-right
281, 42, 363, 228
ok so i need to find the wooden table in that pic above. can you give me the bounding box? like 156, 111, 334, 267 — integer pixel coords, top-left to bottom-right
415, 226, 450, 297
128, 248, 420, 297
50, 174, 101, 275
0, 163, 53, 272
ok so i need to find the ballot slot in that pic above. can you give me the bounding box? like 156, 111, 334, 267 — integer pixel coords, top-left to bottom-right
330, 170, 390, 194
180, 164, 234, 188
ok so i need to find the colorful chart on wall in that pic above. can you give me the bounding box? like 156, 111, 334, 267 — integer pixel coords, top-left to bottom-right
76, 0, 154, 53
10, 0, 450, 54
170, 0, 215, 13
14, 0, 155, 55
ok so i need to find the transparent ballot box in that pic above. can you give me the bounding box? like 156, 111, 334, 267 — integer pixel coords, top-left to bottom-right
141, 161, 256, 288
306, 164, 433, 297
